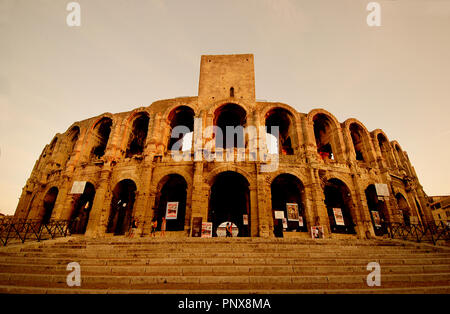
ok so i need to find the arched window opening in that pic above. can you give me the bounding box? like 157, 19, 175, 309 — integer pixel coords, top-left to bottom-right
41, 187, 59, 224
154, 174, 187, 232
365, 185, 388, 236
208, 171, 250, 237
126, 114, 150, 157
63, 127, 80, 165
167, 106, 195, 152
324, 179, 356, 234
349, 123, 365, 161
377, 133, 393, 168
265, 108, 294, 155
69, 182, 95, 234
90, 118, 112, 159
396, 193, 411, 226
214, 104, 247, 150
271, 174, 307, 237
107, 179, 137, 235
313, 114, 335, 161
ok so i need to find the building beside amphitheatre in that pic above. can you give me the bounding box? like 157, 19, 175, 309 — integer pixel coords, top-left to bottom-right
13, 54, 433, 239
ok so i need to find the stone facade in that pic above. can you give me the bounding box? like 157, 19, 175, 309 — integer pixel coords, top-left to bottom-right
13, 54, 433, 239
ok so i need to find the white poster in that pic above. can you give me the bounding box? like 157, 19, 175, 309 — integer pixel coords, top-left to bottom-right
282, 218, 288, 229
166, 202, 178, 219
70, 181, 86, 194
243, 214, 248, 225
274, 211, 285, 219
333, 208, 345, 226
298, 216, 304, 227
375, 183, 390, 197
201, 222, 212, 238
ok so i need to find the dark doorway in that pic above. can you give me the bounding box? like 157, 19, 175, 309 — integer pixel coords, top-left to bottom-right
41, 187, 59, 224
271, 174, 307, 236
324, 179, 356, 234
208, 171, 250, 237
126, 114, 150, 157
396, 193, 411, 226
69, 182, 96, 234
365, 184, 387, 236
107, 179, 137, 235
154, 174, 187, 231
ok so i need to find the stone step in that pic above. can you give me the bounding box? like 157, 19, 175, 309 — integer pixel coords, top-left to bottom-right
1, 272, 449, 290
1, 263, 450, 276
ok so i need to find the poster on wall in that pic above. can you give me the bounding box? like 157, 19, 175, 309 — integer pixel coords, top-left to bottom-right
201, 222, 212, 238
333, 208, 345, 226
274, 211, 285, 219
243, 214, 248, 225
70, 181, 86, 194
298, 216, 304, 227
311, 226, 324, 239
371, 211, 382, 228
192, 217, 203, 237
286, 203, 299, 221
375, 183, 390, 197
165, 202, 178, 219
282, 218, 288, 229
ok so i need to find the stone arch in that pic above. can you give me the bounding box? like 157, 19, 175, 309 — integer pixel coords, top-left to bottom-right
124, 111, 150, 157
323, 178, 357, 234
150, 169, 193, 194
69, 182, 95, 234
61, 126, 80, 167
206, 165, 254, 188
207, 98, 253, 117
270, 173, 308, 236
344, 118, 373, 162
86, 116, 114, 160
213, 103, 248, 150
364, 183, 388, 236
264, 106, 299, 155
372, 129, 395, 168
152, 174, 188, 231
39, 186, 59, 224
106, 179, 137, 235
208, 171, 251, 237
165, 105, 195, 152
395, 192, 411, 226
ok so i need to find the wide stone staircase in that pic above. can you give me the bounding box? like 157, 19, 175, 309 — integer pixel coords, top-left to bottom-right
0, 236, 450, 294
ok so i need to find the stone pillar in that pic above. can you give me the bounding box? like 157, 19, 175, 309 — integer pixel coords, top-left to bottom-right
310, 168, 331, 237
132, 165, 154, 236
85, 165, 112, 237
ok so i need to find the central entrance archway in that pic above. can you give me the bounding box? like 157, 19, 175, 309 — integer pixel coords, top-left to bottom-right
69, 182, 96, 234
365, 184, 388, 236
208, 171, 250, 237
40, 187, 59, 224
323, 179, 356, 234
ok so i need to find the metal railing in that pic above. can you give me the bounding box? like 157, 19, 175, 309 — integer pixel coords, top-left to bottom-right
387, 221, 450, 245
0, 218, 71, 246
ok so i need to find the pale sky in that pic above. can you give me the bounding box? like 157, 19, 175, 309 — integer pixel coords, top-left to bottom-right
1, 0, 449, 215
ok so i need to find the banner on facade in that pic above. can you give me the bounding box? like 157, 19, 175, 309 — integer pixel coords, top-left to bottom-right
243, 214, 248, 225
70, 181, 86, 194
333, 208, 345, 226
371, 211, 381, 227
286, 203, 299, 221
375, 183, 390, 197
274, 211, 285, 219
165, 202, 178, 219
311, 226, 324, 239
298, 216, 304, 227
201, 222, 212, 238
192, 217, 203, 237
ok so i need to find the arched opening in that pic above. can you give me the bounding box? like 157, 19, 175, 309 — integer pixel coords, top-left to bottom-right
349, 123, 365, 161
167, 106, 195, 151
265, 108, 295, 155
90, 118, 112, 159
271, 174, 307, 237
323, 179, 356, 234
313, 114, 335, 161
69, 182, 95, 234
365, 184, 388, 236
396, 193, 411, 226
107, 179, 137, 235
208, 171, 250, 237
126, 113, 150, 157
230, 87, 234, 97
154, 174, 187, 231
377, 133, 394, 168
40, 187, 59, 224
63, 127, 80, 166
214, 104, 247, 150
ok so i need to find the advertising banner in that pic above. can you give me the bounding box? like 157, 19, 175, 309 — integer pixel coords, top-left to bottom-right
333, 208, 345, 226
192, 217, 203, 237
165, 202, 178, 219
298, 216, 304, 227
201, 222, 212, 238
286, 203, 299, 221
70, 181, 86, 194
371, 211, 382, 227
274, 211, 285, 219
311, 226, 324, 239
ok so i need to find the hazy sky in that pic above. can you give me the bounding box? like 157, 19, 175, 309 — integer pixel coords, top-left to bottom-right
1, 0, 449, 215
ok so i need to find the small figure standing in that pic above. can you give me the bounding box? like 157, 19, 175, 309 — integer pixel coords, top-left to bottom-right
129, 218, 138, 238
161, 217, 166, 237
150, 219, 157, 237
226, 222, 233, 237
